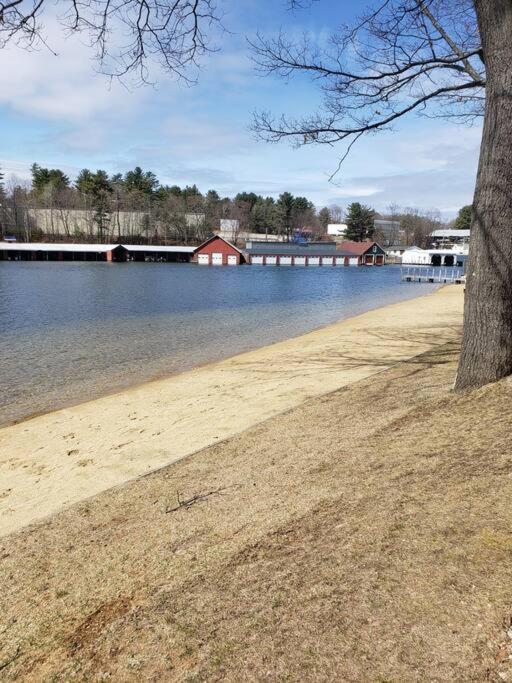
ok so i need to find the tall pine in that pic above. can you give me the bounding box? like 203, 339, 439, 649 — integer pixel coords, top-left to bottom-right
344, 203, 376, 242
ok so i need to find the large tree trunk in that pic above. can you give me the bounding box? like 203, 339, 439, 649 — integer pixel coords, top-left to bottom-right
455, 0, 512, 391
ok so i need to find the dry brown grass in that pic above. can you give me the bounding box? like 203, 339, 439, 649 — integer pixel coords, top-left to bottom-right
1, 339, 512, 682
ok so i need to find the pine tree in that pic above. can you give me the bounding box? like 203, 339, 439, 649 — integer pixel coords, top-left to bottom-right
344, 203, 376, 242
276, 192, 295, 240
318, 207, 331, 231
454, 205, 472, 231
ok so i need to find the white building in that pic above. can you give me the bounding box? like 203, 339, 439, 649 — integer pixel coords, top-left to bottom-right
327, 223, 347, 237
430, 229, 470, 248
402, 245, 467, 267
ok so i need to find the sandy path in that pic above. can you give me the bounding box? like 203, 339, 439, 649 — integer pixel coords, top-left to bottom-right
0, 285, 463, 536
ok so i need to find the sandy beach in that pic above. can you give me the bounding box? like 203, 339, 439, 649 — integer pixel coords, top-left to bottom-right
4, 282, 512, 682
0, 284, 463, 537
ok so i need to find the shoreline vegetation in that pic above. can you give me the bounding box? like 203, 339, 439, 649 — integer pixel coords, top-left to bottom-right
2, 283, 512, 681
0, 285, 462, 537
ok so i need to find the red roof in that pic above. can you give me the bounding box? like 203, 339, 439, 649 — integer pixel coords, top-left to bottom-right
193, 234, 243, 255
336, 241, 379, 255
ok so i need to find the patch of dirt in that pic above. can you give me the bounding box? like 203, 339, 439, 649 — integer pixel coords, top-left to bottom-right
67, 597, 132, 655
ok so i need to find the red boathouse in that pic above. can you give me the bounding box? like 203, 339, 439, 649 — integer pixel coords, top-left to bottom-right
192, 235, 246, 266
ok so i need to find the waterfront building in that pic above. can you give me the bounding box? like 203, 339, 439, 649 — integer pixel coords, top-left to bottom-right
245, 240, 386, 266
401, 245, 468, 267
0, 242, 196, 262
192, 235, 246, 265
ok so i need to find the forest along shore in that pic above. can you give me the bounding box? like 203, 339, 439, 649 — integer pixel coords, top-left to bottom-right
0, 285, 463, 537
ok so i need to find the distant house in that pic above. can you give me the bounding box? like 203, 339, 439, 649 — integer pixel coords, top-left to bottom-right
192, 235, 246, 265
245, 240, 385, 266
402, 246, 468, 267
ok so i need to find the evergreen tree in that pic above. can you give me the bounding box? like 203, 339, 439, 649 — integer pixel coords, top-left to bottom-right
276, 192, 295, 240
76, 169, 113, 238
31, 163, 69, 194
454, 205, 472, 231
75, 169, 96, 195
124, 167, 158, 195
205, 189, 220, 225
250, 199, 267, 232
182, 184, 201, 200
344, 203, 376, 242
318, 207, 331, 231
90, 171, 113, 238
235, 192, 259, 210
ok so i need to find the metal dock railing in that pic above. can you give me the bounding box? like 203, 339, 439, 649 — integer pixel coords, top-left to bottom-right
401, 266, 465, 283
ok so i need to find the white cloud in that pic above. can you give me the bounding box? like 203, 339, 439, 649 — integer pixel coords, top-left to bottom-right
332, 184, 383, 198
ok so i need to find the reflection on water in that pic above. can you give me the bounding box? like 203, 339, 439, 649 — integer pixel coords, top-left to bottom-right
0, 262, 440, 426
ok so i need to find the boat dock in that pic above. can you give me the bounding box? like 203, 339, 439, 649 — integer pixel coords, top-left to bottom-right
401, 266, 465, 284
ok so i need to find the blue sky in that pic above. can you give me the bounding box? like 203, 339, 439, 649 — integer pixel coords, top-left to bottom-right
0, 0, 482, 217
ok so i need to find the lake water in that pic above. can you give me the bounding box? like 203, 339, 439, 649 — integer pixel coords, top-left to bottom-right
0, 262, 440, 426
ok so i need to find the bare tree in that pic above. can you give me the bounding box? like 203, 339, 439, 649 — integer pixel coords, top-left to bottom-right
328, 204, 345, 224
0, 0, 221, 83
250, 1, 512, 391
251, 2, 484, 155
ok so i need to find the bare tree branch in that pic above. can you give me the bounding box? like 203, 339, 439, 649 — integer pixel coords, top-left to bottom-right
0, 0, 222, 83
250, 0, 485, 176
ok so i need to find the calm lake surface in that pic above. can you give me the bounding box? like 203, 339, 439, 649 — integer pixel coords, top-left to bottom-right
0, 262, 440, 426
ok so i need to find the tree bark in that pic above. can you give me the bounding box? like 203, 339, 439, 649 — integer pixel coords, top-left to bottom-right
455, 0, 512, 391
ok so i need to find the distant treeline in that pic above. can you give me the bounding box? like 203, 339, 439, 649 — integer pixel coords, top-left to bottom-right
0, 164, 467, 246
0, 164, 328, 244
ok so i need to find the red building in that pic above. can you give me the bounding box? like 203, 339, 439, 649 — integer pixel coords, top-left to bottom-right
192, 235, 246, 265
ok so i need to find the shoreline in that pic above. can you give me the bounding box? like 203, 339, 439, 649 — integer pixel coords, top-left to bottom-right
0, 284, 463, 537
1, 274, 441, 429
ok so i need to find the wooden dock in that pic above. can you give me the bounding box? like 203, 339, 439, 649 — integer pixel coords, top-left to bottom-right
401, 266, 465, 284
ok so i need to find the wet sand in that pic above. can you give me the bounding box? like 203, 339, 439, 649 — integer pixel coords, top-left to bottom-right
0, 285, 463, 536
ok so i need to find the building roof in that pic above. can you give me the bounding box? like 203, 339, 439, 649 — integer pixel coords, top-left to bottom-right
336, 241, 383, 255
245, 240, 385, 258
246, 243, 339, 257
121, 244, 196, 253
403, 247, 467, 255
0, 242, 118, 252
0, 242, 197, 253
194, 235, 244, 255
431, 229, 470, 238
